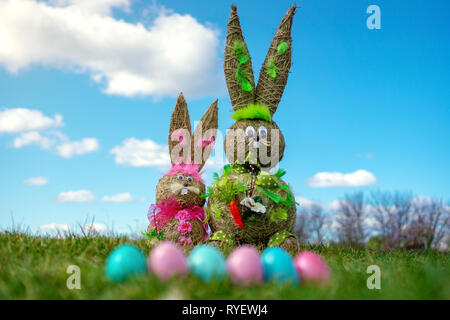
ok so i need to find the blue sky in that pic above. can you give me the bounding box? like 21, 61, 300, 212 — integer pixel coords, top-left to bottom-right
0, 0, 449, 235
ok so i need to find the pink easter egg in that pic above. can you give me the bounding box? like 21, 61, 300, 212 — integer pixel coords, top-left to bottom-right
294, 251, 331, 284
148, 241, 188, 281
226, 245, 263, 285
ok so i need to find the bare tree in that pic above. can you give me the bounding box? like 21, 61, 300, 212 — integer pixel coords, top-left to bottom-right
294, 202, 329, 244
333, 192, 367, 247
370, 190, 413, 248
308, 204, 328, 244
294, 211, 310, 244
407, 198, 449, 249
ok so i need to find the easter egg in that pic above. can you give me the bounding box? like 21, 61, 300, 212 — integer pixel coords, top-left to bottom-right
105, 244, 147, 283
294, 251, 331, 284
260, 247, 299, 284
148, 241, 188, 281
187, 244, 226, 282
227, 245, 263, 285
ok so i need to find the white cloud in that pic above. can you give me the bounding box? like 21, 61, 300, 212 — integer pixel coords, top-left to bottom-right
56, 190, 96, 202
110, 138, 170, 168
23, 176, 49, 186
2, 107, 98, 158
82, 222, 108, 234
364, 217, 379, 229
13, 131, 53, 149
102, 192, 134, 203
306, 170, 377, 188
204, 155, 228, 170
40, 223, 70, 232
0, 108, 63, 133
48, 0, 131, 15
328, 200, 343, 211
411, 195, 434, 205
110, 137, 227, 170
56, 138, 99, 158
329, 216, 342, 231
295, 196, 323, 210
0, 0, 222, 98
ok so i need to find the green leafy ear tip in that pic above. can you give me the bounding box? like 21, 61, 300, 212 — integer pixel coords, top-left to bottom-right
231, 103, 272, 122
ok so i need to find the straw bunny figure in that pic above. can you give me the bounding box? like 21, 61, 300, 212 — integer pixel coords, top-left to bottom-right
206, 5, 299, 253
146, 93, 218, 247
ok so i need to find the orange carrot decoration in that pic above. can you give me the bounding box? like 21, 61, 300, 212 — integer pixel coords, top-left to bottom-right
228, 199, 244, 229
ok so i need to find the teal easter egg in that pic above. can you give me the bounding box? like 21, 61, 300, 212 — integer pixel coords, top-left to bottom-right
105, 244, 147, 283
261, 247, 299, 284
187, 245, 227, 282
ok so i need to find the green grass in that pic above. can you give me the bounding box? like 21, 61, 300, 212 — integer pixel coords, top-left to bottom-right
0, 231, 448, 299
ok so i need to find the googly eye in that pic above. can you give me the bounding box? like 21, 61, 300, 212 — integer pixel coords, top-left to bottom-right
177, 175, 184, 181
258, 126, 268, 139
245, 126, 256, 138
186, 176, 193, 183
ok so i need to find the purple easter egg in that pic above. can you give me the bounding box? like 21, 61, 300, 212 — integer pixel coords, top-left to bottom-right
226, 245, 263, 285
294, 251, 331, 284
148, 241, 188, 281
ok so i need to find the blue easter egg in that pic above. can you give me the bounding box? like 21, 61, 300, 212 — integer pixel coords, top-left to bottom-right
187, 245, 227, 282
261, 247, 299, 284
105, 244, 147, 283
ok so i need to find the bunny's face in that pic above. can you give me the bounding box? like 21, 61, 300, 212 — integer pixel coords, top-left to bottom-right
224, 119, 285, 169
156, 173, 205, 208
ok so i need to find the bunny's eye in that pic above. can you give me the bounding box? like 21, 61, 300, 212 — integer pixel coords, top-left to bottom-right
186, 176, 193, 183
177, 175, 184, 181
258, 126, 268, 139
245, 126, 256, 138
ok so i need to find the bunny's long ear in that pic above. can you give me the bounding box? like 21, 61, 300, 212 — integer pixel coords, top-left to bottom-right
255, 5, 297, 116
192, 99, 218, 170
224, 5, 255, 111
169, 93, 192, 165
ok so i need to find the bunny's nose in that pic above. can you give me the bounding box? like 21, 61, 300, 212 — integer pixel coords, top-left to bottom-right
183, 183, 188, 187
256, 136, 260, 142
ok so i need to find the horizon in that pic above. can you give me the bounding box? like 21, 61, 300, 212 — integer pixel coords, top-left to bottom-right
0, 0, 449, 236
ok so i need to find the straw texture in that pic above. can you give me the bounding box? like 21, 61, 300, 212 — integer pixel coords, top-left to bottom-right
192, 99, 219, 170
255, 5, 296, 116
169, 93, 192, 164
224, 5, 256, 111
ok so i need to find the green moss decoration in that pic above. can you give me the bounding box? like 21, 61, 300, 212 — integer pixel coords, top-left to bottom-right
233, 41, 253, 92
265, 57, 277, 78
236, 69, 253, 92
231, 103, 271, 122
277, 41, 288, 53
209, 173, 247, 204
270, 208, 288, 223
203, 207, 210, 224
211, 203, 222, 218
